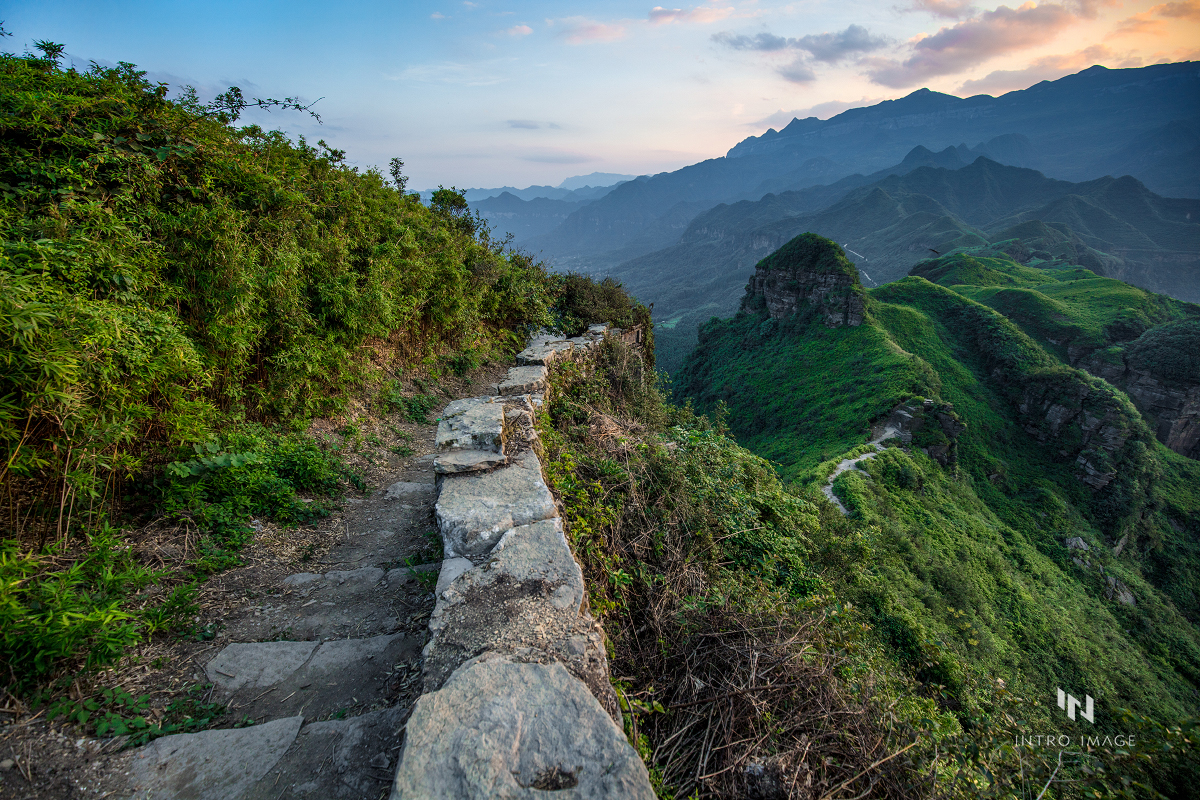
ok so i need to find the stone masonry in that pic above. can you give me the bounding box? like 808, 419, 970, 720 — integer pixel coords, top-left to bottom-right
390, 325, 654, 800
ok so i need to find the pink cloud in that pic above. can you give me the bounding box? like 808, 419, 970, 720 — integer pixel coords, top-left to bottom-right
648, 6, 734, 25
505, 24, 533, 36
1156, 0, 1200, 18
867, 3, 1077, 88
907, 0, 977, 19
556, 17, 628, 44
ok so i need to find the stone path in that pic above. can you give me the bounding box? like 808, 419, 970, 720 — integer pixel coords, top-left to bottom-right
392, 326, 653, 799
98, 385, 464, 798
102, 328, 653, 800
822, 424, 901, 514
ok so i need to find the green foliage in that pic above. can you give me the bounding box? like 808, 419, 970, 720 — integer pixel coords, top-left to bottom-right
675, 249, 1200, 793
1125, 319, 1200, 386
48, 683, 229, 746
912, 253, 1199, 362
382, 383, 441, 423
0, 45, 558, 553
551, 273, 647, 337
675, 309, 936, 479
756, 231, 859, 277
0, 524, 156, 690
153, 426, 350, 574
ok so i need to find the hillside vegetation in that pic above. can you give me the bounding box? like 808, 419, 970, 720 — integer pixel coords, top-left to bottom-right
676, 236, 1200, 796
0, 44, 648, 694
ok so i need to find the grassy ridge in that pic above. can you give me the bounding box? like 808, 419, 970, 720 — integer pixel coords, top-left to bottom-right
675, 239, 1200, 793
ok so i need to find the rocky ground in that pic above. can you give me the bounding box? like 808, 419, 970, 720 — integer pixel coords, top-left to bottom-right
0, 362, 509, 800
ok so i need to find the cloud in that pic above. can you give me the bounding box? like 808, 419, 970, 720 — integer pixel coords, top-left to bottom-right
555, 17, 628, 44
431, 12, 446, 19
1111, 1, 1200, 37
907, 0, 976, 19
794, 25, 891, 63
504, 24, 533, 36
507, 119, 540, 129
1111, 11, 1165, 36
956, 44, 1141, 94
711, 31, 791, 50
867, 3, 1077, 88
778, 59, 817, 83
713, 25, 888, 62
1157, 0, 1200, 18
648, 6, 735, 25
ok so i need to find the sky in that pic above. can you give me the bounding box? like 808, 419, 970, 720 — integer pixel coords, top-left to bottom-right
6, 1, 1198, 189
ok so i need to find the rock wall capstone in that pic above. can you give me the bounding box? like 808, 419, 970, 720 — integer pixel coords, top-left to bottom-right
390, 325, 654, 800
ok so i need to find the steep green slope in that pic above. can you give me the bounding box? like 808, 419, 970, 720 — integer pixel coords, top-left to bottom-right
912, 254, 1200, 361
675, 236, 1200, 765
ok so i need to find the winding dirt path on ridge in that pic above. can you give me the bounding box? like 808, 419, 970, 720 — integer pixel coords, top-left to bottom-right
821, 425, 900, 515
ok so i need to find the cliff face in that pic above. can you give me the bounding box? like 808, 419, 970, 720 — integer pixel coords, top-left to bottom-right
1017, 376, 1141, 490
1079, 320, 1200, 459
742, 233, 866, 327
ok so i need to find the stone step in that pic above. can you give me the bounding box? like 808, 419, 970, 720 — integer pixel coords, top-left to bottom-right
204, 633, 418, 721
435, 397, 505, 453
125, 705, 408, 800
498, 365, 548, 395
391, 655, 653, 800
127, 715, 304, 800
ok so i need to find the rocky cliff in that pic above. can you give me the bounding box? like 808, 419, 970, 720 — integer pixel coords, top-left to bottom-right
742, 233, 866, 326
1080, 320, 1200, 459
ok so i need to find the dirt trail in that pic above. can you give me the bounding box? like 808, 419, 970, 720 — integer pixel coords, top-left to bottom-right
821, 425, 900, 515
0, 363, 508, 800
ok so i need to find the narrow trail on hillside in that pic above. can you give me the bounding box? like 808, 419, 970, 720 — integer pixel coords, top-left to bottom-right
821, 425, 900, 515
8, 364, 508, 800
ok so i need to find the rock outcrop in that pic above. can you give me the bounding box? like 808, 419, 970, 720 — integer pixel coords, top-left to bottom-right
742, 232, 866, 327
1079, 320, 1200, 460
391, 326, 654, 800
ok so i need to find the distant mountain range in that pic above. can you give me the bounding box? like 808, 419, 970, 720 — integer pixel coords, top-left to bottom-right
423, 172, 637, 203
616, 155, 1199, 371
506, 62, 1196, 277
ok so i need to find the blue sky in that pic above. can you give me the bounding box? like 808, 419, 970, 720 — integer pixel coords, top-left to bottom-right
6, 1, 1197, 189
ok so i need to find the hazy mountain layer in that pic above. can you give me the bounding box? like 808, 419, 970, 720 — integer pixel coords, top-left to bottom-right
527, 63, 1198, 277
620, 157, 1200, 372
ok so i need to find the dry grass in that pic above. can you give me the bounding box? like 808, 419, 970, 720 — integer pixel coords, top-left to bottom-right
542, 339, 926, 800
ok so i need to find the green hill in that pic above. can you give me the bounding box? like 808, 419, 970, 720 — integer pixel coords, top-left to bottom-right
675, 235, 1200, 793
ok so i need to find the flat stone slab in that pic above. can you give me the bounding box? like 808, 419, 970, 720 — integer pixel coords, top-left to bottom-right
392, 655, 653, 800
434, 448, 507, 475
436, 398, 505, 453
424, 520, 611, 702
205, 634, 415, 721
248, 706, 407, 800
206, 641, 317, 691
498, 366, 548, 396
516, 340, 573, 367
127, 715, 303, 800
384, 481, 435, 500
435, 452, 556, 560
282, 567, 385, 595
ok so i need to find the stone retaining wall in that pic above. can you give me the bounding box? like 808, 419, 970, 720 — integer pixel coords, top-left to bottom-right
390, 326, 654, 800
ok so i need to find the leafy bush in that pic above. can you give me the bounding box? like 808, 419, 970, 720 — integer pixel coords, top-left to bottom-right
0, 525, 157, 690
0, 44, 557, 550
